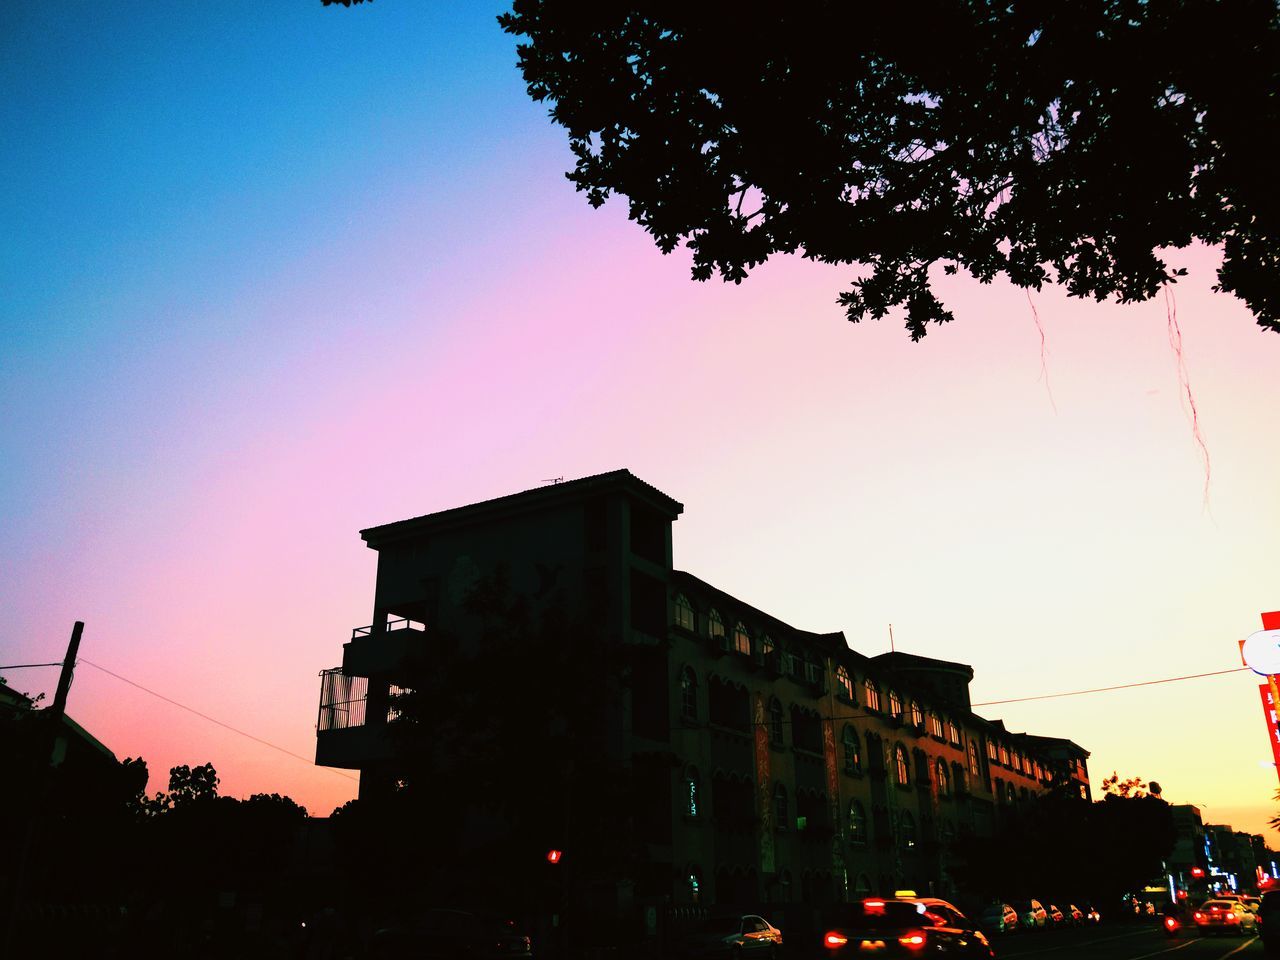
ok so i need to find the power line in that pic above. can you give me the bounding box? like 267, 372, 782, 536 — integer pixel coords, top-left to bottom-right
969, 666, 1251, 707
77, 658, 358, 783
0, 662, 63, 671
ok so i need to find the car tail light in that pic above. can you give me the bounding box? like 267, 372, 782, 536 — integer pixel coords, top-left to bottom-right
1165, 916, 1178, 929
898, 931, 926, 949
824, 931, 848, 948
1194, 912, 1204, 921
1226, 913, 1238, 922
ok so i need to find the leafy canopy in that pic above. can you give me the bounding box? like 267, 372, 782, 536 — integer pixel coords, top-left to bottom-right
499, 1, 1279, 339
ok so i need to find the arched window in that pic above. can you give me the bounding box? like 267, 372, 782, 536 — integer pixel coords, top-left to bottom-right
774, 783, 789, 830
733, 621, 751, 656
910, 701, 924, 728
768, 698, 785, 746
894, 745, 909, 786
947, 720, 961, 745
684, 767, 700, 818
1006, 783, 1017, 804
842, 725, 861, 773
854, 873, 873, 894
936, 759, 950, 797
835, 666, 854, 701
674, 594, 695, 631
889, 690, 903, 719
969, 741, 980, 776
849, 799, 868, 844
899, 811, 916, 849
708, 608, 725, 642
759, 633, 775, 662
1010, 750, 1021, 772
680, 667, 698, 721
987, 739, 998, 761
928, 712, 943, 738
999, 744, 1010, 766
864, 679, 881, 712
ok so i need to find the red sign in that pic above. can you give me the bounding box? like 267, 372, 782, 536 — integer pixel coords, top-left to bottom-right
1259, 684, 1280, 776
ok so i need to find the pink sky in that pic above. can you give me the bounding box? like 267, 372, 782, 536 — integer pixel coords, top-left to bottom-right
3, 4, 1278, 839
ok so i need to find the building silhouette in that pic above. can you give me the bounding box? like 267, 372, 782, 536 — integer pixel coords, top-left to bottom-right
315, 470, 1090, 907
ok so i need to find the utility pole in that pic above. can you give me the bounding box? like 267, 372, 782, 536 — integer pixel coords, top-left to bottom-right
3, 621, 84, 950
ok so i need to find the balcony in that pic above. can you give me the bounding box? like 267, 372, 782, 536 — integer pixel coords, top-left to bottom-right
342, 617, 425, 677
314, 668, 406, 769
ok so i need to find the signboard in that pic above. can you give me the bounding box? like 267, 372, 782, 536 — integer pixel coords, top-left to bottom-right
1259, 684, 1280, 777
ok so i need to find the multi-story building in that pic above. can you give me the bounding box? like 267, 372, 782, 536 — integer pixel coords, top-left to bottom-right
315, 470, 1090, 907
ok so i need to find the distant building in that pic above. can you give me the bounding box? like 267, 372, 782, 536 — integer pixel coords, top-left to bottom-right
314, 470, 1091, 905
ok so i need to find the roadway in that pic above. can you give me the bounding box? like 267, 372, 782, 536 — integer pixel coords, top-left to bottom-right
993, 923, 1266, 960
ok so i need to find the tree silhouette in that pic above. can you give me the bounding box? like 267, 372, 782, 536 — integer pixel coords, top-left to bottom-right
499, 2, 1279, 339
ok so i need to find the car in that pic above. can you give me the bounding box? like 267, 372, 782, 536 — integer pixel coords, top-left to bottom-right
1010, 899, 1048, 930
820, 896, 994, 957
977, 903, 1019, 935
1045, 904, 1065, 926
368, 909, 532, 959
1259, 890, 1280, 954
1193, 899, 1257, 937
1242, 895, 1262, 914
678, 914, 783, 958
1064, 904, 1085, 926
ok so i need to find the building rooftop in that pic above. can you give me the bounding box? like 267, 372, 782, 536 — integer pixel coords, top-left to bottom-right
361, 468, 684, 547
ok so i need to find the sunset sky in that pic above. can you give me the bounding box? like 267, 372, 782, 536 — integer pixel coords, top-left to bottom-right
3, 4, 1278, 837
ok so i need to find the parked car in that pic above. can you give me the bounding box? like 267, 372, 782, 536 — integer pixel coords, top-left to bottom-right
1045, 904, 1065, 926
820, 897, 993, 957
1258, 890, 1280, 954
1011, 900, 1048, 929
978, 903, 1019, 935
368, 909, 532, 959
678, 914, 783, 958
1193, 900, 1257, 937
1064, 904, 1085, 926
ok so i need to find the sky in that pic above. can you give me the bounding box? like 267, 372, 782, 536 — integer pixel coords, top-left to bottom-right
2, 4, 1278, 837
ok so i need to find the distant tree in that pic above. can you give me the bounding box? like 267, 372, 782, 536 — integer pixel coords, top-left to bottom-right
1101, 772, 1149, 798
499, 2, 1280, 339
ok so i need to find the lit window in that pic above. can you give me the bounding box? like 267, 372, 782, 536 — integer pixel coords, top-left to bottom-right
680, 667, 698, 721
864, 679, 881, 712
910, 701, 923, 728
759, 634, 775, 662
999, 744, 1010, 766
836, 666, 854, 701
936, 760, 950, 797
688, 866, 701, 903
1007, 783, 1017, 804
987, 740, 998, 761
968, 742, 980, 776
889, 691, 903, 719
674, 594, 695, 631
849, 800, 868, 844
1010, 750, 1021, 772
769, 698, 785, 746
733, 621, 751, 656
842, 725, 861, 774
928, 713, 943, 738
1079, 784, 1088, 800
708, 609, 725, 641
684, 767, 700, 817
947, 721, 960, 745
895, 745, 909, 786
774, 783, 788, 829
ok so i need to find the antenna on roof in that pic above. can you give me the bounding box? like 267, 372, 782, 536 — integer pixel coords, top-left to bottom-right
889, 623, 895, 654
542, 476, 564, 485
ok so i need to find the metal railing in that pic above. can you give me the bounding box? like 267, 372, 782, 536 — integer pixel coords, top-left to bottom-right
316, 669, 411, 732
317, 669, 369, 731
350, 617, 425, 641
